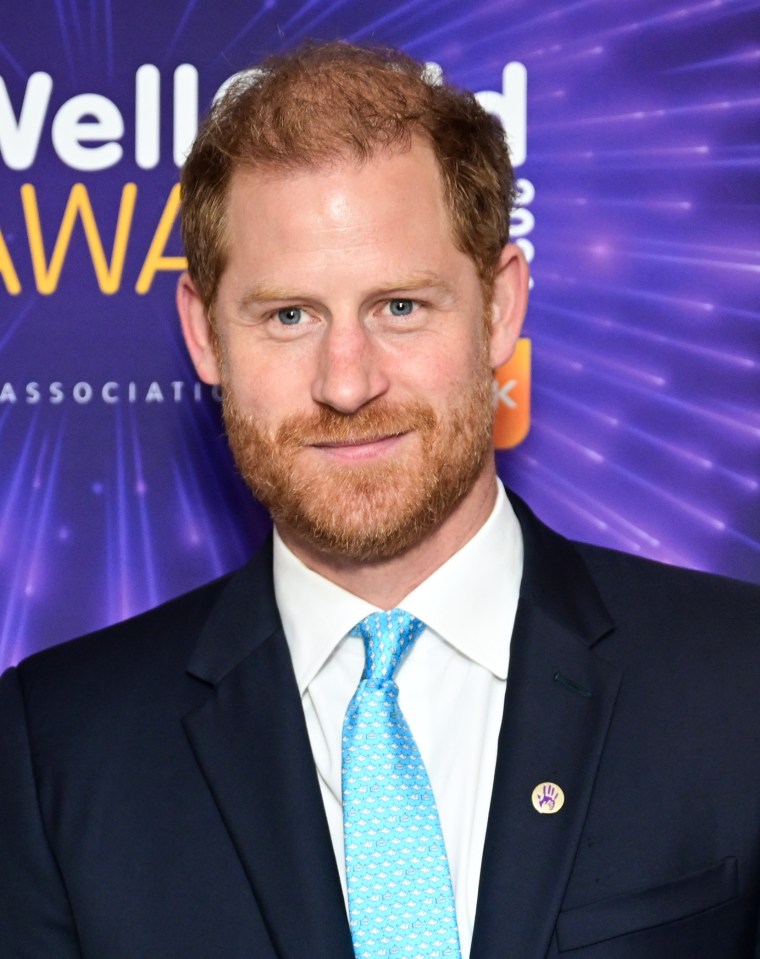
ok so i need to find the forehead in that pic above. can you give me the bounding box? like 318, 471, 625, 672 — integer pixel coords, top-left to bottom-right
222, 142, 456, 263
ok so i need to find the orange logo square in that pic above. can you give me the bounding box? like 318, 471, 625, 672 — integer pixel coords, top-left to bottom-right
493, 337, 531, 449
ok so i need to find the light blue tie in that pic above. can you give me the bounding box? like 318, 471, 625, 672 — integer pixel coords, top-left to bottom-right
342, 609, 462, 959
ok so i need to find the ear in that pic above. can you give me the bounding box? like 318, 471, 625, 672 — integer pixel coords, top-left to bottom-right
176, 272, 222, 385
488, 243, 529, 369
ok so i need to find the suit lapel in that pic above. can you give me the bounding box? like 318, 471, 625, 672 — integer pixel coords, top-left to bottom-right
182, 543, 354, 959
471, 494, 622, 959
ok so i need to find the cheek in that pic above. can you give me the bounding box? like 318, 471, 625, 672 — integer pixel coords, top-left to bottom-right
413, 332, 488, 392
222, 346, 313, 421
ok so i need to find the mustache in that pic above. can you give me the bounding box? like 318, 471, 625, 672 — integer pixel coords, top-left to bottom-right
273, 401, 437, 448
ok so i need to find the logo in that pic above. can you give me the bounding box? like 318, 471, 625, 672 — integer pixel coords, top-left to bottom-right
532, 782, 565, 814
493, 337, 531, 449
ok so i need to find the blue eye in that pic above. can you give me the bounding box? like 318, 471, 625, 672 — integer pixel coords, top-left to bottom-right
388, 299, 414, 316
277, 307, 303, 325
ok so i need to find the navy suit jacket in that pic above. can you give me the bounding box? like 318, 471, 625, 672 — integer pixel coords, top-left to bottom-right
1, 493, 760, 958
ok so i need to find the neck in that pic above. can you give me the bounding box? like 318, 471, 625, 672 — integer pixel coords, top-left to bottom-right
276, 464, 499, 609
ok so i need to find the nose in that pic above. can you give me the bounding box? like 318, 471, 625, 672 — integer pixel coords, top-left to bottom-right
310, 317, 390, 414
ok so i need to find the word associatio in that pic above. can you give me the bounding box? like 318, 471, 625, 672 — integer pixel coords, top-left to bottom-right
0, 61, 535, 297
0, 379, 221, 406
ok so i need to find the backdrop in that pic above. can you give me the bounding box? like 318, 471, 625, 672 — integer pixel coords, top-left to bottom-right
1, 0, 758, 670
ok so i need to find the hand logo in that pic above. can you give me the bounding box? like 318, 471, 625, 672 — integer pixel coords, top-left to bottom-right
531, 781, 565, 814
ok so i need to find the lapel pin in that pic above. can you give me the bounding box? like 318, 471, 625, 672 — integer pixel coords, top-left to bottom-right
532, 782, 564, 814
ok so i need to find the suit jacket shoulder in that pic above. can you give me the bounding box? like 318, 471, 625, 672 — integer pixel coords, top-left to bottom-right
11, 539, 279, 723
576, 538, 760, 640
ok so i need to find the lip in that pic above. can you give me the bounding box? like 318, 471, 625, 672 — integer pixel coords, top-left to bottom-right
309, 433, 406, 462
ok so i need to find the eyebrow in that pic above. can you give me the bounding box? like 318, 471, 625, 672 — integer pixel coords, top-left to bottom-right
382, 272, 457, 297
239, 285, 307, 311
238, 272, 457, 311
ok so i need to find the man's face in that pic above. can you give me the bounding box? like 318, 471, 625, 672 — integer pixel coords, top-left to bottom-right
180, 142, 525, 562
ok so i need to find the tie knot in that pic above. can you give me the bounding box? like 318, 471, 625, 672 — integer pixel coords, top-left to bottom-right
352, 609, 425, 685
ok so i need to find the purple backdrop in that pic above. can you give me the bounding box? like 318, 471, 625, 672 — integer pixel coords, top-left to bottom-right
1, 0, 758, 669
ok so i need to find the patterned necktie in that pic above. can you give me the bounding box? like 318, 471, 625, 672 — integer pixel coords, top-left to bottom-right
342, 609, 462, 959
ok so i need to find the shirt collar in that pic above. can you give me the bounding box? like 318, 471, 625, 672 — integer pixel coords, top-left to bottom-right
274, 480, 523, 693
274, 537, 378, 695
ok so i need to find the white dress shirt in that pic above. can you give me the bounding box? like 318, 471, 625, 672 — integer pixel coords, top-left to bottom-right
273, 480, 524, 959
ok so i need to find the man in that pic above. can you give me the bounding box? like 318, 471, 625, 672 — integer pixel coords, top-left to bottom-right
1, 42, 759, 959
